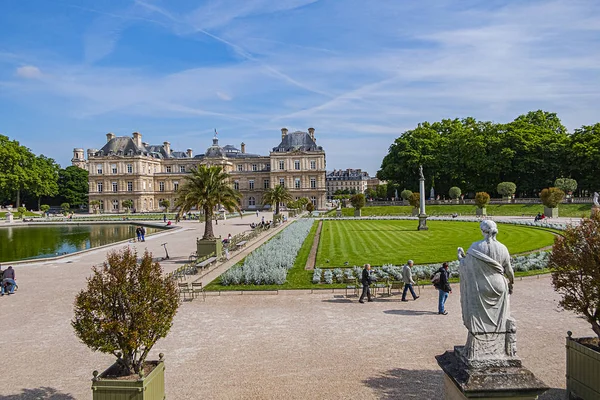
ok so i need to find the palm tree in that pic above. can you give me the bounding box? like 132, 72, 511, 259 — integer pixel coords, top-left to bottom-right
263, 184, 293, 215
174, 165, 242, 240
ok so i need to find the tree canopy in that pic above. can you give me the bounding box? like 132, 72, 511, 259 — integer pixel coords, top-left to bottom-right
378, 111, 598, 197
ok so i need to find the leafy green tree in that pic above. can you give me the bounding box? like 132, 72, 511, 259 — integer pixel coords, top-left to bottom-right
550, 213, 600, 339
540, 187, 565, 208
365, 188, 376, 199
159, 199, 170, 211
475, 192, 490, 208
375, 184, 387, 200
90, 200, 101, 214
350, 193, 366, 211
554, 178, 577, 194
72, 248, 179, 375
122, 199, 134, 212
400, 189, 412, 200
174, 165, 242, 240
30, 155, 60, 210
17, 206, 26, 218
0, 135, 36, 207
306, 202, 315, 215
40, 204, 50, 214
497, 182, 517, 197
448, 186, 462, 200
298, 197, 309, 209
568, 124, 600, 193
58, 166, 89, 207
262, 184, 293, 215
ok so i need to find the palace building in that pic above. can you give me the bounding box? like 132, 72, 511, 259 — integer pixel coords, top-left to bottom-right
73, 128, 327, 213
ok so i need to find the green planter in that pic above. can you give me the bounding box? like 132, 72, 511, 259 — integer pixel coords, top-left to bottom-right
476, 207, 487, 216
544, 206, 559, 218
566, 332, 600, 400
354, 209, 361, 217
197, 238, 222, 258
92, 355, 165, 400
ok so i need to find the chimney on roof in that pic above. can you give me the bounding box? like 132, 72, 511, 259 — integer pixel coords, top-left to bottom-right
186, 148, 193, 158
142, 142, 149, 148
106, 132, 115, 143
241, 142, 246, 154
281, 128, 288, 140
308, 127, 315, 141
163, 141, 171, 156
132, 132, 142, 147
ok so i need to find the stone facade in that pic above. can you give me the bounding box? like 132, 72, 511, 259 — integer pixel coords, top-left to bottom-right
74, 128, 326, 213
326, 169, 370, 199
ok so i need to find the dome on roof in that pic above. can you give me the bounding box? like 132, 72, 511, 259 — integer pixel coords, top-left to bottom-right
205, 136, 225, 158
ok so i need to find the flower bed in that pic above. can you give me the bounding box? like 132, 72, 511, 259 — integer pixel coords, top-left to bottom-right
220, 219, 314, 285
311, 251, 550, 284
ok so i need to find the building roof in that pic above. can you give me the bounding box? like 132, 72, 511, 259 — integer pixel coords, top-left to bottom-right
97, 137, 146, 157
326, 169, 370, 180
272, 131, 323, 152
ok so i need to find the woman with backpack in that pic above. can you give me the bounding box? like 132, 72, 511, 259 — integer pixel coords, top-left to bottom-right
433, 262, 452, 315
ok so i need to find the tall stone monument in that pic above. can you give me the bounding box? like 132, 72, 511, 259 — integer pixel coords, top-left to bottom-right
417, 165, 428, 230
436, 221, 548, 399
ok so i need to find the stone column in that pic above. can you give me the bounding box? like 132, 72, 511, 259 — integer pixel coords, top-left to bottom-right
418, 165, 428, 230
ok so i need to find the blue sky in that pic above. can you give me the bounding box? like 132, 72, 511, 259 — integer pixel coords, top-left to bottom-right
1, 0, 599, 175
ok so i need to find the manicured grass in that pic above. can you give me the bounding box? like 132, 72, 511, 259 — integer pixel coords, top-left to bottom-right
205, 220, 348, 291
0, 211, 38, 218
316, 220, 556, 267
332, 203, 592, 218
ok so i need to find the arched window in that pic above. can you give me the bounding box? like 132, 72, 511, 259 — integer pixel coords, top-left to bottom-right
248, 196, 256, 206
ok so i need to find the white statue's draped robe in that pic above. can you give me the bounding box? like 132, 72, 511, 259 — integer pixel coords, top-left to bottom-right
459, 239, 514, 334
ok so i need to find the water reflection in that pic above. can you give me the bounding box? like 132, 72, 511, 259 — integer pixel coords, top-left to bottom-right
0, 224, 164, 262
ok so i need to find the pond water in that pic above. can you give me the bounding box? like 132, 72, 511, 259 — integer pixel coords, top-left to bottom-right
0, 224, 164, 262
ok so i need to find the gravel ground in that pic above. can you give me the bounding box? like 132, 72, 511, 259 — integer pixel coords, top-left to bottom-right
0, 214, 591, 399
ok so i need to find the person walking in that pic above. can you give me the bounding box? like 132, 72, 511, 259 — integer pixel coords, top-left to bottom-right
135, 226, 142, 242
359, 264, 374, 303
140, 226, 146, 242
436, 262, 452, 315
401, 260, 419, 301
256, 210, 259, 217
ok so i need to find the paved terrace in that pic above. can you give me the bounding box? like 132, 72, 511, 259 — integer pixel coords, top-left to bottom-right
0, 214, 590, 399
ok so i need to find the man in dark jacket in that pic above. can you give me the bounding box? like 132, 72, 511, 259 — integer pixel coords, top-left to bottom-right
1, 265, 16, 295
436, 262, 452, 315
359, 264, 374, 303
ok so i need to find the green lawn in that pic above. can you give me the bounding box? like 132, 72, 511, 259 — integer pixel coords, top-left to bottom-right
0, 211, 39, 218
330, 203, 592, 218
316, 220, 557, 267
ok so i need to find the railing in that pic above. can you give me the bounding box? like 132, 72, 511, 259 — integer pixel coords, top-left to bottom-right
367, 197, 593, 207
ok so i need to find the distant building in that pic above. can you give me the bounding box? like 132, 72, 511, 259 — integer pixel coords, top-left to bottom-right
73, 128, 326, 213
326, 169, 370, 199
366, 177, 387, 191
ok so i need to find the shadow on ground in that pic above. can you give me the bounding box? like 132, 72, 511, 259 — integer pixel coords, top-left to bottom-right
363, 368, 442, 399
539, 388, 567, 400
0, 387, 76, 400
384, 309, 440, 316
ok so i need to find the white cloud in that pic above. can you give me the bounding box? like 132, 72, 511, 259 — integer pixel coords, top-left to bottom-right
16, 65, 42, 79
216, 91, 232, 101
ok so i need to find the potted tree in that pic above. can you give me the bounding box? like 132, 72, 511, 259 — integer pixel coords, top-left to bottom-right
350, 193, 366, 217
554, 178, 577, 203
497, 182, 517, 202
549, 213, 600, 400
122, 199, 134, 214
400, 189, 412, 206
540, 187, 565, 218
174, 165, 242, 257
90, 200, 101, 214
40, 204, 50, 218
159, 199, 170, 212
306, 201, 315, 216
72, 248, 179, 400
408, 192, 420, 216
448, 186, 461, 204
475, 192, 490, 216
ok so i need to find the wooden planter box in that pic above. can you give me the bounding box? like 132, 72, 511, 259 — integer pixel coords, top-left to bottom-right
92, 357, 165, 400
566, 332, 600, 400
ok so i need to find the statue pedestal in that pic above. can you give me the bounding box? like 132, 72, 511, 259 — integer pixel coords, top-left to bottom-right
436, 350, 548, 400
418, 214, 428, 230
336, 209, 342, 218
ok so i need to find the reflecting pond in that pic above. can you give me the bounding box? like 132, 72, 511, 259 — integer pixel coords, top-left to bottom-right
0, 224, 164, 262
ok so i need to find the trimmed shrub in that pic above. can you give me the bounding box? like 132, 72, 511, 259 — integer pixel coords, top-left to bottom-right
408, 192, 420, 208
554, 178, 577, 194
540, 187, 565, 208
448, 186, 462, 200
400, 190, 413, 201
475, 192, 490, 208
497, 182, 516, 197
350, 194, 366, 210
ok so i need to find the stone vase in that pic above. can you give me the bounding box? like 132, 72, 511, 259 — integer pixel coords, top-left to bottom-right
476, 207, 486, 216
544, 207, 559, 218
92, 356, 165, 400
566, 332, 600, 400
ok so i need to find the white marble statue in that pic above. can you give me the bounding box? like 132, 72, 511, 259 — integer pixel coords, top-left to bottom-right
457, 220, 517, 365
593, 192, 599, 207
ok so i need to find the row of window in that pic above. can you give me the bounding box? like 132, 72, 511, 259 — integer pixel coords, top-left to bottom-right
96, 181, 180, 193
274, 160, 317, 171
233, 177, 318, 190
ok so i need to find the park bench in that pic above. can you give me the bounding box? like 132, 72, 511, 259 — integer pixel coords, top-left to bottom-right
388, 281, 404, 296
197, 256, 217, 270
236, 240, 248, 249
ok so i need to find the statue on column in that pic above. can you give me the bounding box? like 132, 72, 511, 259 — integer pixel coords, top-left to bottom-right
457, 220, 518, 367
